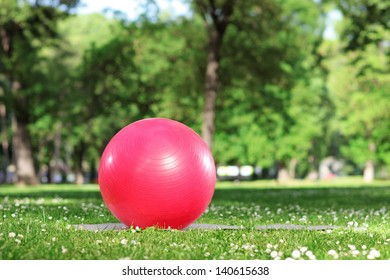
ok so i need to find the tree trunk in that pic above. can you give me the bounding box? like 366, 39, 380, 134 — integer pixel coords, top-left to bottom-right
363, 142, 376, 183
363, 160, 374, 183
201, 29, 221, 150
200, 0, 234, 150
75, 143, 85, 185
12, 115, 39, 185
50, 121, 62, 183
277, 161, 290, 183
288, 158, 298, 179
0, 103, 10, 183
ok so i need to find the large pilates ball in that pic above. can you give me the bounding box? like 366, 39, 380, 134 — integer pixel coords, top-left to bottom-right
98, 118, 216, 229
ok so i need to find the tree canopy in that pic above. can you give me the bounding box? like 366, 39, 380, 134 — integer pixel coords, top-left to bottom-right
0, 0, 389, 184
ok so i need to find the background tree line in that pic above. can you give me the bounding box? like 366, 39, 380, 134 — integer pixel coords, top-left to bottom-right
0, 0, 389, 185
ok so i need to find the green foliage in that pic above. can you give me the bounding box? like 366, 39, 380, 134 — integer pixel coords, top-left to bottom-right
327, 15, 390, 172
1, 0, 389, 181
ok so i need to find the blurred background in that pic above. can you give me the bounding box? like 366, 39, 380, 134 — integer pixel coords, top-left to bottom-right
0, 0, 389, 185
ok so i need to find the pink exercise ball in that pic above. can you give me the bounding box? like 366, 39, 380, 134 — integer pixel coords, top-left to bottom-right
98, 118, 216, 229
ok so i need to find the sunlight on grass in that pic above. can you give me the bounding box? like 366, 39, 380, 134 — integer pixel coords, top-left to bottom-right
0, 179, 389, 260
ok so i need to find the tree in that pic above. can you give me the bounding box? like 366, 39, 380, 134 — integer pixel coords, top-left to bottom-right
327, 0, 390, 181
0, 0, 79, 184
193, 0, 235, 150
328, 43, 390, 181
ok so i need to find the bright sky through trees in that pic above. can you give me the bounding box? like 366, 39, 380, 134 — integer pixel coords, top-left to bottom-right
78, 0, 190, 19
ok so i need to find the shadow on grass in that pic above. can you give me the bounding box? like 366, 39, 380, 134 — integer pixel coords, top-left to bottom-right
212, 186, 390, 210
0, 188, 102, 200
1, 184, 390, 210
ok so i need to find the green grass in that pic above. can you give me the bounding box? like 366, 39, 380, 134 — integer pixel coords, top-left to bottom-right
0, 179, 389, 260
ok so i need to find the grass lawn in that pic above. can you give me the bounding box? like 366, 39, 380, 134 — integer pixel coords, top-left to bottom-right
0, 179, 389, 260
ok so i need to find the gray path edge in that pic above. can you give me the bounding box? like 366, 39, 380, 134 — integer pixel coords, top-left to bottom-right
74, 223, 366, 231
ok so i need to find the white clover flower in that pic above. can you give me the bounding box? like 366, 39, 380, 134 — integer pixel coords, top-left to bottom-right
291, 250, 301, 259
8, 232, 16, 238
270, 251, 278, 258
52, 237, 57, 242
15, 239, 21, 244
131, 240, 138, 245
328, 250, 337, 255
305, 250, 314, 257
351, 250, 360, 256
300, 247, 308, 253
96, 240, 103, 245
120, 239, 128, 245
61, 246, 68, 254
17, 234, 24, 238
367, 249, 380, 259
204, 252, 210, 257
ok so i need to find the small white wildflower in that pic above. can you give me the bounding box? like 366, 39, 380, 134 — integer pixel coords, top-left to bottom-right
120, 239, 128, 245
11, 213, 16, 218
328, 249, 339, 259
204, 252, 210, 257
300, 247, 308, 253
48, 216, 53, 220
305, 250, 314, 257
270, 251, 278, 258
17, 234, 24, 238
328, 249, 337, 255
8, 232, 16, 238
52, 237, 57, 242
131, 240, 138, 245
291, 250, 301, 259
351, 250, 360, 256
348, 245, 356, 250
61, 246, 68, 254
367, 249, 380, 259
96, 240, 103, 245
